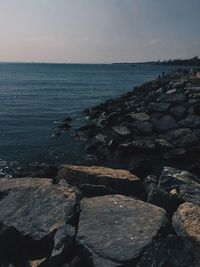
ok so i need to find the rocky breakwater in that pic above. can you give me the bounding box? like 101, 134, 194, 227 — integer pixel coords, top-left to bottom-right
0, 164, 200, 266
75, 69, 200, 177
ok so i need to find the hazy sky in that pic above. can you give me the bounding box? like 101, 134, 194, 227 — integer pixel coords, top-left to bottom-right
0, 0, 199, 63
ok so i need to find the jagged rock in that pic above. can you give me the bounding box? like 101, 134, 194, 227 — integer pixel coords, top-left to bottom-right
170, 105, 186, 120
77, 195, 167, 267
137, 235, 200, 267
173, 202, 200, 247
154, 115, 178, 132
179, 115, 200, 128
0, 178, 77, 260
158, 166, 200, 192
58, 165, 143, 197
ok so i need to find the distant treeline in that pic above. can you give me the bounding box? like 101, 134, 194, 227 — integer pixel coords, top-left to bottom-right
156, 56, 200, 66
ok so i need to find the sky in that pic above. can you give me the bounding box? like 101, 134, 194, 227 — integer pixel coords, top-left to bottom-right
0, 0, 199, 63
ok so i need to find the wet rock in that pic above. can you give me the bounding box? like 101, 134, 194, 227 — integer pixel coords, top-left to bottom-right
58, 122, 71, 130
77, 195, 167, 267
154, 115, 178, 132
58, 165, 143, 197
0, 178, 77, 260
63, 117, 72, 123
137, 235, 200, 267
173, 202, 200, 247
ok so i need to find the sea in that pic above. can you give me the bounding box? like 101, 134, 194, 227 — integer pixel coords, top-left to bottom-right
0, 63, 182, 176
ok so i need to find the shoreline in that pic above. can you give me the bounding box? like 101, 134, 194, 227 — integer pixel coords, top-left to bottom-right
0, 68, 200, 266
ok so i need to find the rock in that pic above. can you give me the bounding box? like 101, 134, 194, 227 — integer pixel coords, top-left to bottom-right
0, 178, 77, 260
179, 183, 200, 205
112, 126, 130, 136
194, 103, 200, 115
143, 176, 183, 217
132, 121, 153, 135
158, 167, 200, 192
166, 128, 199, 148
62, 256, 82, 267
173, 202, 200, 247
129, 112, 150, 121
58, 165, 143, 197
58, 122, 71, 130
148, 102, 170, 113
79, 184, 117, 198
131, 139, 155, 152
40, 224, 76, 267
155, 138, 174, 151
179, 115, 200, 128
170, 105, 186, 120
154, 115, 178, 132
63, 117, 72, 123
159, 93, 187, 103
164, 148, 186, 160
77, 195, 167, 267
14, 165, 58, 178
137, 235, 200, 267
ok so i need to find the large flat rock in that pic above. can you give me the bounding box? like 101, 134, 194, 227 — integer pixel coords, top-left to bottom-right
77, 195, 167, 267
58, 165, 143, 197
173, 202, 200, 247
0, 178, 77, 259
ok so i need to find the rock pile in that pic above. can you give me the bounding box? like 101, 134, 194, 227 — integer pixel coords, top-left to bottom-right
0, 164, 199, 266
75, 70, 200, 177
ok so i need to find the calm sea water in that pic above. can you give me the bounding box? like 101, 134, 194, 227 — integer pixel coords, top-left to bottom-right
0, 63, 180, 176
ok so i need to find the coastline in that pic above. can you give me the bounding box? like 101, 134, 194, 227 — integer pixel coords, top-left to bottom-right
0, 68, 200, 266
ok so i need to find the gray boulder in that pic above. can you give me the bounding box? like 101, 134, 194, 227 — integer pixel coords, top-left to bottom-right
0, 178, 77, 260
77, 195, 167, 267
